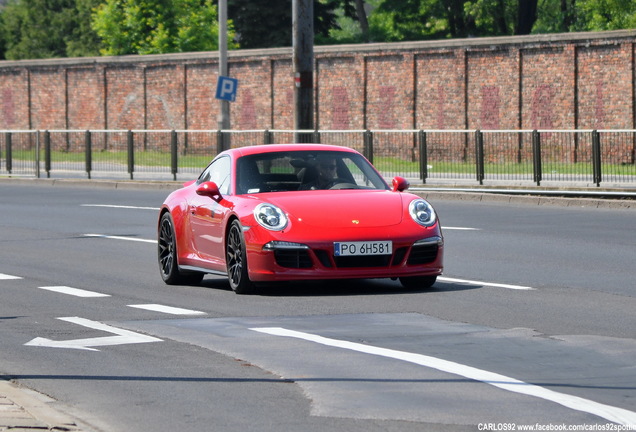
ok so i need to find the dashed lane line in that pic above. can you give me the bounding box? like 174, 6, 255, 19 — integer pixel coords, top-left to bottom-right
250, 327, 636, 426
438, 277, 535, 290
84, 233, 157, 244
38, 286, 111, 298
81, 204, 159, 211
0, 273, 22, 280
128, 304, 206, 315
36, 286, 203, 315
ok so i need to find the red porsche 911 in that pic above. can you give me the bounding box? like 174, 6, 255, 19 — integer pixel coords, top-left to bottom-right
158, 144, 443, 294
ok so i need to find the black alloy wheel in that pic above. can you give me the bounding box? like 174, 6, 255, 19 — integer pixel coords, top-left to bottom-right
226, 219, 254, 294
158, 213, 203, 285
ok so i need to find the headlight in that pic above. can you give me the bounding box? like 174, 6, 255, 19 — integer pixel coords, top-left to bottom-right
254, 203, 288, 231
409, 199, 437, 227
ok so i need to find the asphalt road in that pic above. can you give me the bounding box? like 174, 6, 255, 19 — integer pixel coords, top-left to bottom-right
1, 181, 635, 432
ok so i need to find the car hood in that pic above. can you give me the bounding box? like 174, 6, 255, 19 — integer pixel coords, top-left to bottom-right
262, 190, 405, 228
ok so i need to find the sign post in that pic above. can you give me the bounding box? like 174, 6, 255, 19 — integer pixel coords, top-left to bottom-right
218, 0, 230, 131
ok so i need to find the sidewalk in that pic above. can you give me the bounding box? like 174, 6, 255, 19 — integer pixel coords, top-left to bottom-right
0, 379, 89, 431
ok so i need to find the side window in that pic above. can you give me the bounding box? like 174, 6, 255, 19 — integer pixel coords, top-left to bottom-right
198, 156, 231, 195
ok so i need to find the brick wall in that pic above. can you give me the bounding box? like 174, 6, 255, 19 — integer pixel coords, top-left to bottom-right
1, 30, 635, 133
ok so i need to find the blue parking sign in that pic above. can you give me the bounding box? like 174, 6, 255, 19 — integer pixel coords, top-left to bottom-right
216, 76, 238, 102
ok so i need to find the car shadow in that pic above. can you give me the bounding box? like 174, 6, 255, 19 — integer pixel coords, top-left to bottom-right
198, 277, 480, 297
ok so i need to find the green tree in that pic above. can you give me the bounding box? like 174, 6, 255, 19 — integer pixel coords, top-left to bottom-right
92, 0, 235, 55
66, 0, 102, 57
0, 0, 101, 60
318, 0, 380, 43
368, 0, 456, 41
227, 0, 343, 48
532, 0, 636, 33
572, 0, 636, 30
2, 0, 74, 59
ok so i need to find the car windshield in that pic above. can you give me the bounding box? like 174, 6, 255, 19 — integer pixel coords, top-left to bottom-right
235, 150, 389, 194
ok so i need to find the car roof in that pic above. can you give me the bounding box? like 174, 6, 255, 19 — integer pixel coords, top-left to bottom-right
228, 143, 359, 158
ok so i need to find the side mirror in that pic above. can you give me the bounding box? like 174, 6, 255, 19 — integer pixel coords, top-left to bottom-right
196, 181, 221, 199
392, 176, 410, 192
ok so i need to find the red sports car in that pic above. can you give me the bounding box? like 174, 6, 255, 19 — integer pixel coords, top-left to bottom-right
158, 144, 443, 294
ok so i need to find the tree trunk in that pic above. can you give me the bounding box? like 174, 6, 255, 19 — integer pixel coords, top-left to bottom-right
354, 0, 370, 42
516, 0, 538, 34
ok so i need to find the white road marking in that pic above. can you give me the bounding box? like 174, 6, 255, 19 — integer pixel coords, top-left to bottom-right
438, 276, 534, 290
250, 327, 636, 426
25, 317, 162, 351
0, 273, 22, 280
443, 226, 480, 230
39, 286, 111, 298
84, 233, 157, 244
128, 304, 206, 315
81, 204, 159, 211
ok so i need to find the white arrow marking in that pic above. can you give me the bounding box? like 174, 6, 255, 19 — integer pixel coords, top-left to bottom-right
25, 317, 162, 351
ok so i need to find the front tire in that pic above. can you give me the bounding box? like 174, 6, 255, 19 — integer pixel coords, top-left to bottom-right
399, 275, 437, 290
158, 213, 203, 285
226, 219, 255, 294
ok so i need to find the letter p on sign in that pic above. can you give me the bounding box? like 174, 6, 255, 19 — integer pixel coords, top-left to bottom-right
216, 76, 238, 102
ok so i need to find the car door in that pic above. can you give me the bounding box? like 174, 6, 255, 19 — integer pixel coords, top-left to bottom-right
188, 156, 232, 266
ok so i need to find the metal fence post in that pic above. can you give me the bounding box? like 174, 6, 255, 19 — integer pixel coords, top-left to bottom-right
127, 130, 134, 180
475, 130, 484, 185
35, 130, 41, 178
592, 130, 601, 187
418, 130, 428, 183
5, 132, 12, 174
171, 130, 178, 181
217, 130, 225, 153
44, 130, 51, 178
532, 129, 542, 186
363, 130, 374, 164
631, 131, 636, 165
313, 130, 320, 143
85, 130, 92, 179
263, 129, 272, 145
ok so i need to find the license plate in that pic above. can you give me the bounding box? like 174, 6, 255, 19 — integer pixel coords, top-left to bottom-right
333, 241, 393, 256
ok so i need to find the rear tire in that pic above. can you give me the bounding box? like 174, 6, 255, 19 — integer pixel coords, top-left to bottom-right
399, 275, 437, 290
226, 220, 255, 294
158, 213, 204, 285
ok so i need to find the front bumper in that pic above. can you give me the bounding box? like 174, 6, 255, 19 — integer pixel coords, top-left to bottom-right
244, 234, 444, 282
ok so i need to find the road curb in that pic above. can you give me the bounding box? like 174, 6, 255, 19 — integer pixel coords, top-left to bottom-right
415, 190, 636, 210
0, 379, 86, 431
0, 176, 181, 190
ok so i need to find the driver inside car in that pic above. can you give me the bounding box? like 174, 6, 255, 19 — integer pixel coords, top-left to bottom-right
299, 156, 338, 190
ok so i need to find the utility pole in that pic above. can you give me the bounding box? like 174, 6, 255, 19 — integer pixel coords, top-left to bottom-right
292, 0, 314, 142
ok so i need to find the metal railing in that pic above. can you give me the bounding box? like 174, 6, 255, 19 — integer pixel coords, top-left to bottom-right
1, 129, 635, 187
